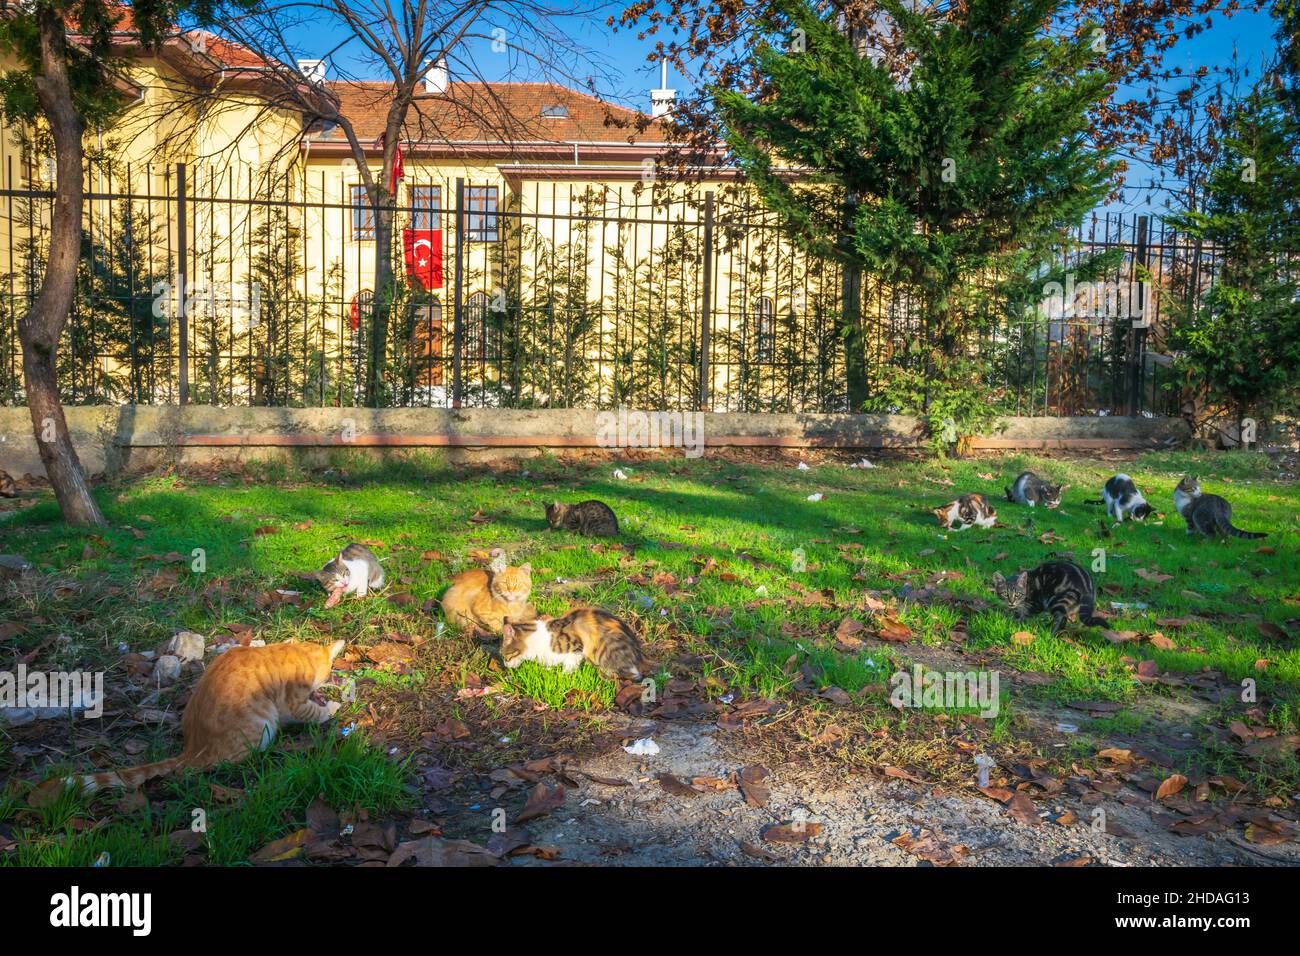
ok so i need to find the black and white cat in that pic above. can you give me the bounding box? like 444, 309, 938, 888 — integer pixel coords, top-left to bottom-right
1005, 471, 1066, 509
1101, 473, 1153, 523
314, 543, 385, 607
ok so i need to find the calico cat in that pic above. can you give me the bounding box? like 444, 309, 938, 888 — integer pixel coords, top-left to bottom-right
545, 499, 619, 537
933, 493, 997, 531
1100, 473, 1154, 523
35, 641, 344, 799
1174, 475, 1266, 539
992, 560, 1105, 631
441, 551, 535, 634
1005, 471, 1067, 508
501, 608, 645, 680
314, 543, 385, 607
0, 469, 16, 498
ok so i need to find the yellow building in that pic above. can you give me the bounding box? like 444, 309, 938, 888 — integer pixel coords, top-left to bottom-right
0, 21, 845, 411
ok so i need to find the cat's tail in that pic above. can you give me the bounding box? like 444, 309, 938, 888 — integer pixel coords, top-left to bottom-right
1082, 498, 1105, 505
1225, 523, 1267, 539
33, 756, 186, 803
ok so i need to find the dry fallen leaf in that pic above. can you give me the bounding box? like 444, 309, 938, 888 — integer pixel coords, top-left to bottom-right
762, 822, 822, 844
1155, 774, 1187, 801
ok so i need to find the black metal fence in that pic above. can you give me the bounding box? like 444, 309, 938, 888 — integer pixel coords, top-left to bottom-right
0, 159, 1219, 415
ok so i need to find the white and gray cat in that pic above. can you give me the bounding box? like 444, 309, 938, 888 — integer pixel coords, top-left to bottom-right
314, 543, 385, 607
1005, 471, 1067, 509
1174, 476, 1266, 540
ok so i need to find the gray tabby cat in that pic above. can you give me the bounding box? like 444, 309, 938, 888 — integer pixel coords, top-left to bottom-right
314, 543, 385, 607
992, 560, 1105, 632
546, 499, 619, 537
1174, 475, 1266, 540
1100, 473, 1153, 523
1005, 471, 1067, 509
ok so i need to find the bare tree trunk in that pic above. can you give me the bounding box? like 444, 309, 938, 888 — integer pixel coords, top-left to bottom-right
18, 10, 105, 527
366, 200, 395, 406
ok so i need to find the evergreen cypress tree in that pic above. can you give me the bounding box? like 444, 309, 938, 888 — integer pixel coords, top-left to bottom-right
714, 0, 1116, 434
1166, 74, 1300, 441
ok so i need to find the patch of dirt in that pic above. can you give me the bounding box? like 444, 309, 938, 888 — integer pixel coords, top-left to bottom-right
499, 718, 1300, 867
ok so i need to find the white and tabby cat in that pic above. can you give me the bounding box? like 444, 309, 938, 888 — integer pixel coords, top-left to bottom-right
314, 543, 385, 607
1174, 475, 1266, 540
1100, 473, 1153, 523
933, 493, 997, 531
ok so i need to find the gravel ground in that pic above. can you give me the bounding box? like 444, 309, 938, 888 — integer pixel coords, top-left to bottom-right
509, 720, 1300, 867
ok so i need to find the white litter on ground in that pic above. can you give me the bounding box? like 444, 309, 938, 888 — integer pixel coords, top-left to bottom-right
613, 469, 629, 480
623, 737, 660, 757
807, 493, 824, 501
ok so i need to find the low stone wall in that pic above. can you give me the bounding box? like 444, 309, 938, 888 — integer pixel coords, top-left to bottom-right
0, 405, 1191, 479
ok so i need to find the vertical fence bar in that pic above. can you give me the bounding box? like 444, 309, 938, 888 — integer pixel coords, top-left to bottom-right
1128, 214, 1149, 415
698, 190, 714, 411
452, 177, 464, 408
176, 163, 190, 404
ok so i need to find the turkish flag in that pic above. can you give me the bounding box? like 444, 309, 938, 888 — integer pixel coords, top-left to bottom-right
403, 228, 442, 290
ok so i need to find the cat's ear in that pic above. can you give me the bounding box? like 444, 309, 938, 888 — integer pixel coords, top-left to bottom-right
328, 639, 345, 662
488, 552, 507, 574
519, 563, 531, 574
1013, 571, 1029, 589
502, 621, 516, 639
991, 571, 1005, 586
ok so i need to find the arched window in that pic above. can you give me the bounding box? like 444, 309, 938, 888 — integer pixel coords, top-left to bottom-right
751, 295, 775, 363
350, 289, 373, 335
464, 291, 491, 360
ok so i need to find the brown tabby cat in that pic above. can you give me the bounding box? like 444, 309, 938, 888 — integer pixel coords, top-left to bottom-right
34, 640, 345, 799
545, 499, 619, 537
440, 554, 535, 635
0, 469, 16, 498
501, 608, 645, 680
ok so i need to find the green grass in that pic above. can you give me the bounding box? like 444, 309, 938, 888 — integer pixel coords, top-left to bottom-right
3, 730, 409, 867
2, 446, 1299, 858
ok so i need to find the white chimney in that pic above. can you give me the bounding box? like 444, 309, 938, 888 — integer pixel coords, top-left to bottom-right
649, 57, 676, 118
423, 58, 449, 94
298, 59, 326, 84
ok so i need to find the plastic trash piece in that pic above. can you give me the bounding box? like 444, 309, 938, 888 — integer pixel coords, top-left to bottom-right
623, 737, 660, 756
974, 753, 996, 789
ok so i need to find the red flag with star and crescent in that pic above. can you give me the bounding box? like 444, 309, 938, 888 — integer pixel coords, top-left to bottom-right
403, 228, 442, 290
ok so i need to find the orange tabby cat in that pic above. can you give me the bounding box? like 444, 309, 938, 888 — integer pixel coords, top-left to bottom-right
441, 555, 534, 635
35, 640, 345, 799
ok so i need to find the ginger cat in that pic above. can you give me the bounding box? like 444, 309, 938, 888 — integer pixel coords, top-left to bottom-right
441, 552, 534, 635
35, 640, 345, 799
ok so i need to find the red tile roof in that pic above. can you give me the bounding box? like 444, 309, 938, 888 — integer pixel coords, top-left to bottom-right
313, 80, 668, 148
